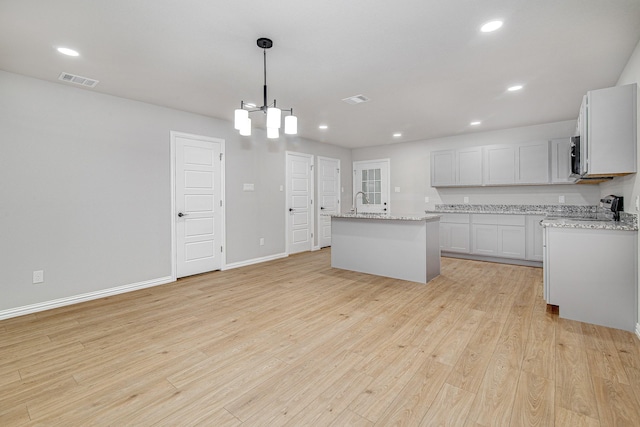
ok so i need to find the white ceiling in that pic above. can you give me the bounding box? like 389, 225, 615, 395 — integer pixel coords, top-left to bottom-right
1, 0, 639, 148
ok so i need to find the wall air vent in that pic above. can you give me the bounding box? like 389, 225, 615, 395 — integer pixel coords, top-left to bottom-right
342, 94, 370, 105
58, 72, 99, 88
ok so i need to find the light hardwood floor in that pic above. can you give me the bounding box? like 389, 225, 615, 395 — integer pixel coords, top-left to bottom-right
2, 249, 640, 426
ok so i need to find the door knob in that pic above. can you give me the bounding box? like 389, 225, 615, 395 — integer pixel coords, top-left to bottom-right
289, 208, 294, 212
320, 207, 325, 210
178, 212, 188, 217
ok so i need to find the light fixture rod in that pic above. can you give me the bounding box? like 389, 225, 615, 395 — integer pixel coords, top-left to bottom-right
235, 37, 297, 137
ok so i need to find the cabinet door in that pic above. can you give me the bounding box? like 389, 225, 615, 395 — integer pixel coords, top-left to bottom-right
550, 138, 573, 184
497, 226, 525, 259
588, 84, 637, 175
525, 215, 545, 261
449, 223, 470, 253
516, 141, 550, 184
483, 145, 516, 185
430, 150, 455, 187
472, 224, 498, 255
456, 147, 482, 186
440, 223, 451, 250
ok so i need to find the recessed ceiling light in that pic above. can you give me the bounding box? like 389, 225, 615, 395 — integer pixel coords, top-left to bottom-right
393, 133, 402, 138
470, 121, 482, 126
507, 85, 523, 92
56, 47, 80, 57
318, 125, 328, 130
480, 20, 503, 33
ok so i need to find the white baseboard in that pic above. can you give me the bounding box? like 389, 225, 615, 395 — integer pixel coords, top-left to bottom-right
0, 275, 174, 321
636, 323, 640, 341
224, 252, 288, 270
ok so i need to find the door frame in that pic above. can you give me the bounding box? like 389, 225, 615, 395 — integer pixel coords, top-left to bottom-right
316, 156, 341, 249
170, 131, 226, 280
285, 151, 315, 255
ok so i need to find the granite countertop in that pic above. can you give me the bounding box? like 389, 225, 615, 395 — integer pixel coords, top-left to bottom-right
540, 217, 637, 231
428, 203, 637, 231
329, 213, 441, 221
428, 203, 597, 215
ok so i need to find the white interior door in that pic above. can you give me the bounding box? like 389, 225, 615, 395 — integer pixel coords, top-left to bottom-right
174, 133, 224, 278
353, 159, 390, 214
286, 152, 314, 254
317, 157, 340, 248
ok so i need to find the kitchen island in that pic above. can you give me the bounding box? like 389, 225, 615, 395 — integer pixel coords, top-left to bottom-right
329, 213, 441, 284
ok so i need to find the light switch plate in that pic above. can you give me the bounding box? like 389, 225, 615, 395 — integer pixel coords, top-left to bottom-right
33, 270, 44, 284
243, 183, 255, 191
394, 187, 400, 193
425, 197, 429, 203
559, 195, 565, 204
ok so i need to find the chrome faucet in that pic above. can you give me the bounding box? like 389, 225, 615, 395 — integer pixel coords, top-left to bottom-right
353, 191, 369, 214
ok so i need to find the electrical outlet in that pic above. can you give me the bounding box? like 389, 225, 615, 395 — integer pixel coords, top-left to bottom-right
33, 270, 44, 284
259, 238, 265, 246
394, 187, 400, 193
559, 195, 565, 204
635, 195, 639, 212
279, 185, 283, 192
463, 196, 469, 204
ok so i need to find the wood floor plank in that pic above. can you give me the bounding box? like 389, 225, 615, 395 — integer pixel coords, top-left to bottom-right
419, 383, 475, 426
592, 375, 640, 426
554, 406, 600, 427
555, 319, 600, 419
465, 359, 521, 426
1, 250, 639, 426
522, 293, 556, 380
509, 371, 554, 427
373, 358, 452, 426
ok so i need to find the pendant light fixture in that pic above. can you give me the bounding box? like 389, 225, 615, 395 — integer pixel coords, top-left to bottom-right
234, 38, 297, 138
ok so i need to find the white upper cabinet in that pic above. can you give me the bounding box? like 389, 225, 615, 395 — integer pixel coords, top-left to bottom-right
430, 149, 455, 186
584, 83, 637, 176
550, 137, 573, 184
430, 147, 482, 187
456, 147, 483, 186
516, 140, 550, 184
482, 145, 516, 185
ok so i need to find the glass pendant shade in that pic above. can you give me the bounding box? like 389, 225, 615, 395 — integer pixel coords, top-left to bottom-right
267, 126, 279, 139
234, 108, 248, 130
239, 117, 251, 136
284, 115, 298, 135
266, 107, 282, 129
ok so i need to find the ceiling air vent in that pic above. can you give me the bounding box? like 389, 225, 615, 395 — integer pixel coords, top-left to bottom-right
58, 72, 99, 88
342, 94, 370, 105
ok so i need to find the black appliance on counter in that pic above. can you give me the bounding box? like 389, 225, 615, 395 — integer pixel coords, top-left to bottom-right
600, 195, 624, 221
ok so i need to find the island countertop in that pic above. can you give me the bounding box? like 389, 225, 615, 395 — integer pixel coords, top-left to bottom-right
328, 213, 441, 221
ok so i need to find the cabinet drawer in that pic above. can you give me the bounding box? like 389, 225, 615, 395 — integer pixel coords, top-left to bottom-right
497, 215, 526, 226
440, 213, 470, 224
471, 214, 499, 225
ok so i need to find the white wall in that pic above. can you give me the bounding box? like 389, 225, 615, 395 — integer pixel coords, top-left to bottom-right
352, 120, 602, 214
0, 71, 351, 314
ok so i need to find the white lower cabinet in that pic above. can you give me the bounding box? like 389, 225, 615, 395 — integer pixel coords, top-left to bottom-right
544, 226, 637, 331
440, 213, 539, 264
498, 226, 525, 258
471, 214, 525, 259
472, 224, 498, 255
439, 214, 470, 253
525, 215, 545, 261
